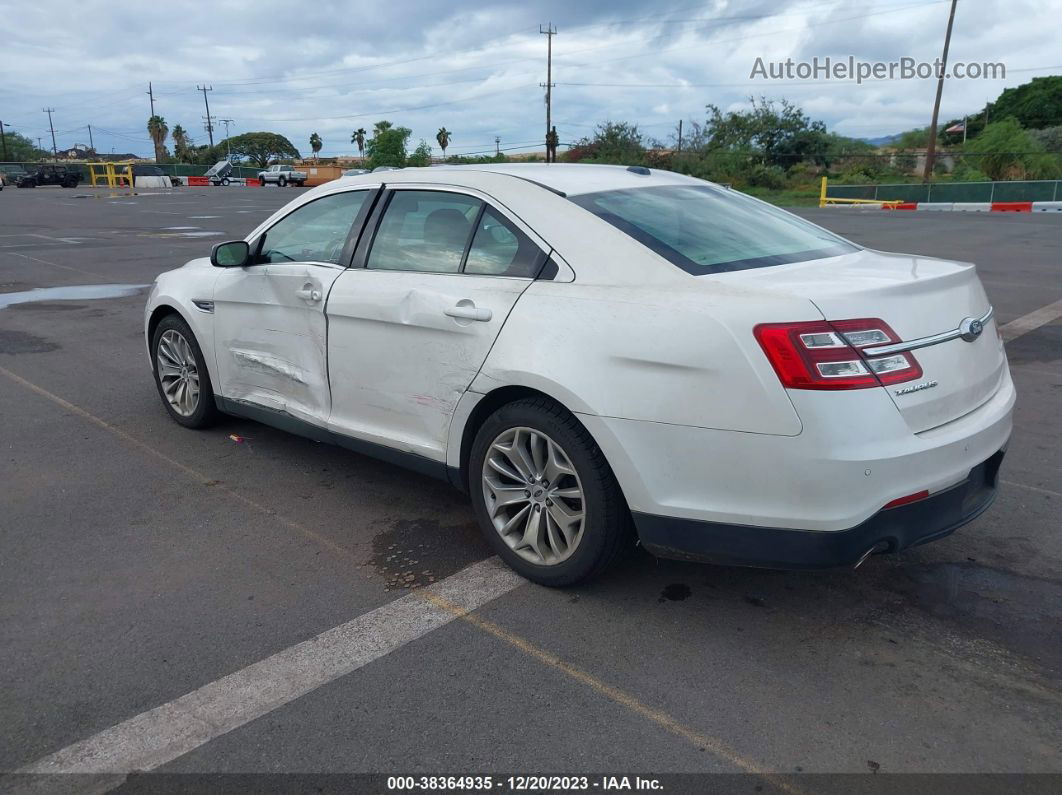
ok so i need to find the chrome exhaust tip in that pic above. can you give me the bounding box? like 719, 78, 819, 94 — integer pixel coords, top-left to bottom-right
854, 541, 891, 569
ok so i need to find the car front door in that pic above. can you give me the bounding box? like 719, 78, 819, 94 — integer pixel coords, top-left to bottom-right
325, 187, 548, 462
212, 187, 376, 426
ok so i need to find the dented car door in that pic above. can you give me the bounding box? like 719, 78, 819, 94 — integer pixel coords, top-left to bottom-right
325, 187, 543, 462
212, 189, 373, 426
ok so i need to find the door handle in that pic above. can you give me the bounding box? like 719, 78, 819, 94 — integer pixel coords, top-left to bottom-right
444, 303, 492, 322
296, 286, 322, 302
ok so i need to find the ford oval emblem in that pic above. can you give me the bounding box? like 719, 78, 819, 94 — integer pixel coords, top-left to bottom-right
959, 317, 984, 342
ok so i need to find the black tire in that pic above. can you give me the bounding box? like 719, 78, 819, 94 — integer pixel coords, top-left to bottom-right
151, 313, 220, 429
469, 397, 631, 586
259, 177, 266, 187
277, 176, 287, 187
221, 177, 230, 186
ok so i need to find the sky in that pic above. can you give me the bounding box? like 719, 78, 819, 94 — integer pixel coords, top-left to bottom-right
1, 0, 1059, 160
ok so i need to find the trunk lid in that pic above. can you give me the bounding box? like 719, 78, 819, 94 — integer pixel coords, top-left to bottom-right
720, 248, 1007, 433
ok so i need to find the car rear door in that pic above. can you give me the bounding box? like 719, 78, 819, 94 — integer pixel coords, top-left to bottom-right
212, 187, 376, 426
325, 186, 547, 462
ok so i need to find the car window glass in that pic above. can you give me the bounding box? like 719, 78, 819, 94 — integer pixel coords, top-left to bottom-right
258, 191, 368, 265
367, 190, 481, 274
464, 208, 542, 277
570, 185, 858, 275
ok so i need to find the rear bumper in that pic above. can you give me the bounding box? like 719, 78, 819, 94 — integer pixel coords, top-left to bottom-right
635, 449, 1004, 569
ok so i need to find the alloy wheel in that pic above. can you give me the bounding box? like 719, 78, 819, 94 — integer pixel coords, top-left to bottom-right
481, 426, 586, 565
156, 329, 200, 417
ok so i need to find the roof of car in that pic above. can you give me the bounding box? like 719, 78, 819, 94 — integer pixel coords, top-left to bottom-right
336, 163, 703, 197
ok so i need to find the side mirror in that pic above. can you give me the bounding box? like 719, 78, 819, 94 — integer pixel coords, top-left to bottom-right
210, 240, 250, 268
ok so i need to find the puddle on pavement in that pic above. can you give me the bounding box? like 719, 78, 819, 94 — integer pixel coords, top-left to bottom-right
367, 518, 489, 591
659, 583, 692, 602
0, 284, 148, 310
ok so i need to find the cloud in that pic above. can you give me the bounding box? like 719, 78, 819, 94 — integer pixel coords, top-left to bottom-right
2, 0, 1058, 158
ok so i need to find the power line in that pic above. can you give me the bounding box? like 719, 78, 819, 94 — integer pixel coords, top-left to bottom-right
923, 0, 958, 181
540, 23, 556, 163
43, 108, 58, 160
197, 85, 214, 148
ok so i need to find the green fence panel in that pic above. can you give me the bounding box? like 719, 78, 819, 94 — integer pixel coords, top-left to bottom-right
991, 181, 1057, 202
876, 184, 928, 203
924, 182, 992, 202
829, 179, 1062, 204
829, 185, 877, 200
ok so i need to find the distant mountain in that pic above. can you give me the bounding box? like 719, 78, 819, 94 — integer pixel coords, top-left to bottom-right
861, 133, 901, 146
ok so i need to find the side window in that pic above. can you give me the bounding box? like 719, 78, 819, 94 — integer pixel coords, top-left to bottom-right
464, 208, 543, 278
367, 190, 481, 274
258, 190, 368, 265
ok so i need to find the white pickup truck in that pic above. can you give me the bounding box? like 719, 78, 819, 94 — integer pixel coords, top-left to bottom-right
257, 164, 307, 187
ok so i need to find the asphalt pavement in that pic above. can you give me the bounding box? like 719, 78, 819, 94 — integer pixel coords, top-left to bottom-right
1, 185, 1059, 793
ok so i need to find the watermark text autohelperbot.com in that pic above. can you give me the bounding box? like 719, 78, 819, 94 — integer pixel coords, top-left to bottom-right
750, 56, 1005, 84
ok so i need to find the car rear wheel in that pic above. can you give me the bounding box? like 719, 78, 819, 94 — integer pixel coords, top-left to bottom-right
469, 398, 630, 586
277, 176, 287, 187
151, 314, 219, 429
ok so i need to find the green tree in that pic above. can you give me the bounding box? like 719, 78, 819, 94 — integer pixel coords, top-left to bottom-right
1029, 125, 1062, 152
565, 121, 645, 163
365, 120, 411, 169
407, 140, 433, 167
309, 132, 322, 160
893, 127, 931, 149
436, 127, 451, 159
147, 115, 169, 163
171, 125, 192, 162
705, 97, 829, 167
987, 76, 1062, 130
351, 127, 367, 160
1, 130, 48, 161
965, 118, 1059, 179
225, 132, 300, 167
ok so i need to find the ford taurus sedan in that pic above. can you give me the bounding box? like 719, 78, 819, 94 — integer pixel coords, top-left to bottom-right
145, 164, 1013, 586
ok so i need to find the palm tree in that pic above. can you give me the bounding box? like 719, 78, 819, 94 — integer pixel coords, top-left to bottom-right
172, 124, 189, 162
373, 120, 393, 136
436, 127, 452, 160
309, 132, 322, 160
351, 128, 366, 161
147, 115, 169, 164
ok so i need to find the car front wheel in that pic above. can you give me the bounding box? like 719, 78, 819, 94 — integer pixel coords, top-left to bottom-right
470, 398, 630, 586
151, 314, 219, 429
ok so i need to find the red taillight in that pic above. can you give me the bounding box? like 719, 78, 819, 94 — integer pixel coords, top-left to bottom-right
754, 318, 922, 390
883, 490, 930, 509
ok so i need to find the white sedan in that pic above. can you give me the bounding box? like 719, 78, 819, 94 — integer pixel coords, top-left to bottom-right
145, 164, 1013, 585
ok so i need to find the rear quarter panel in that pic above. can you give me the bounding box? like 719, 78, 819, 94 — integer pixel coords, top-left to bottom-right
476, 280, 815, 436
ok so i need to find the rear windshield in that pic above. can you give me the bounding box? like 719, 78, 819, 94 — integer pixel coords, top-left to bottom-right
570, 184, 858, 275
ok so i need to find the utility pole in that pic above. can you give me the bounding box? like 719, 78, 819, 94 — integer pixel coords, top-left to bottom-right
495, 136, 501, 156
43, 108, 58, 161
219, 118, 234, 158
197, 85, 215, 148
147, 82, 156, 118
539, 23, 556, 163
0, 121, 10, 161
922, 0, 958, 182
87, 124, 95, 154
677, 120, 683, 153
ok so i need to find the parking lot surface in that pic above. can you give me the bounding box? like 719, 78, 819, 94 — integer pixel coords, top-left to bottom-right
1, 186, 1060, 791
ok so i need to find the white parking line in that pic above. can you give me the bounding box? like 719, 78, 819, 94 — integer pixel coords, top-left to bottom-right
999, 297, 1062, 341
17, 558, 523, 776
